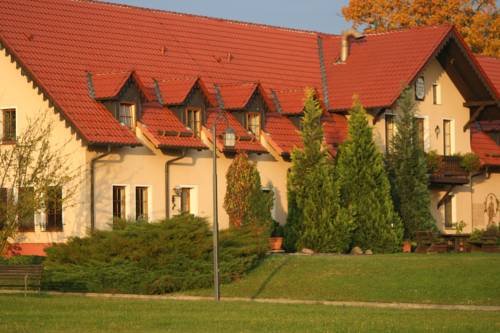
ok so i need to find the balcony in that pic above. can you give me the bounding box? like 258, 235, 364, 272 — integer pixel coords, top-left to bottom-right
429, 155, 469, 185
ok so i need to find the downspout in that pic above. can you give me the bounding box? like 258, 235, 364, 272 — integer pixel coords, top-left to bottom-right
90, 145, 111, 233
165, 149, 187, 219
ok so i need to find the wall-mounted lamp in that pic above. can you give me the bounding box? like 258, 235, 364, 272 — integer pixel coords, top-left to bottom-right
435, 125, 440, 139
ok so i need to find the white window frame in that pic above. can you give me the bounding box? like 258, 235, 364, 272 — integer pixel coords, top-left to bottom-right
111, 184, 131, 221
134, 185, 152, 221
442, 118, 455, 155
415, 115, 430, 152
39, 186, 64, 232
0, 106, 17, 143
441, 192, 457, 229
432, 82, 442, 105
175, 185, 198, 216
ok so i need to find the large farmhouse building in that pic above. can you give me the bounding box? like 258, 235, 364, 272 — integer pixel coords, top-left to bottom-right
0, 0, 499, 255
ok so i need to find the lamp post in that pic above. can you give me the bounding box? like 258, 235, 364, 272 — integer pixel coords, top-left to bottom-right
211, 111, 235, 301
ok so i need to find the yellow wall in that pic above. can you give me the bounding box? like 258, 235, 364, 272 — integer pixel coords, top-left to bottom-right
0, 48, 90, 244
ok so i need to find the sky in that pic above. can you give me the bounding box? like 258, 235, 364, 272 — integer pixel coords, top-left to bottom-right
109, 0, 352, 34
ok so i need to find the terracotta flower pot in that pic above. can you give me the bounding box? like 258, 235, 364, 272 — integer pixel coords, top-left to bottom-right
402, 241, 412, 253
269, 237, 283, 251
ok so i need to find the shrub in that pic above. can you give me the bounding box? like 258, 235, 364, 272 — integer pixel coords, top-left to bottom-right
460, 152, 481, 174
43, 214, 267, 294
0, 255, 45, 265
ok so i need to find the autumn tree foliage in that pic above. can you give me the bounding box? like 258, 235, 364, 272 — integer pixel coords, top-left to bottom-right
342, 0, 499, 57
224, 153, 273, 229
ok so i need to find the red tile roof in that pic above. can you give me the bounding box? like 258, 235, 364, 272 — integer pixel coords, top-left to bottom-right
323, 25, 455, 110
263, 113, 302, 155
0, 0, 496, 148
471, 122, 500, 166
205, 109, 266, 153
323, 113, 348, 155
139, 102, 206, 149
476, 56, 500, 99
217, 82, 260, 110
92, 71, 131, 100
273, 88, 308, 115
156, 77, 214, 106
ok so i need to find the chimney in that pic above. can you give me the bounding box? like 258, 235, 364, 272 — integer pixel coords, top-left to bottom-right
340, 29, 364, 63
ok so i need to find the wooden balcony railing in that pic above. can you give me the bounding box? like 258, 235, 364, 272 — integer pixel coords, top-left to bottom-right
429, 155, 469, 184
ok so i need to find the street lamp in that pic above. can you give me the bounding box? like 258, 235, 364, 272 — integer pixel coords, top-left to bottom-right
212, 111, 235, 301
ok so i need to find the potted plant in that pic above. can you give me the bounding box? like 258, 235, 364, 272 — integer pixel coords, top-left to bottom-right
402, 240, 412, 253
269, 220, 284, 252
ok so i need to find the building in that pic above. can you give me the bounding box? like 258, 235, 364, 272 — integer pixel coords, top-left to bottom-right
0, 0, 499, 255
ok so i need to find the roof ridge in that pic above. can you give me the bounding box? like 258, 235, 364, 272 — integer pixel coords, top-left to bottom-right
360, 24, 453, 37
77, 0, 326, 36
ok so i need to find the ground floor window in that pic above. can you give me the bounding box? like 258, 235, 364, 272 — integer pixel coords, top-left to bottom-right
0, 188, 7, 230
18, 187, 35, 232
444, 194, 453, 229
180, 187, 191, 214
135, 186, 149, 220
45, 186, 63, 232
113, 186, 127, 222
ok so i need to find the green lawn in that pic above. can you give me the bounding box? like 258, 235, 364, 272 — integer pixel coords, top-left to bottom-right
1, 294, 500, 333
188, 253, 500, 305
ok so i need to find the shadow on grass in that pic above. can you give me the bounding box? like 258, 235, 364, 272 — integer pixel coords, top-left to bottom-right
251, 256, 292, 300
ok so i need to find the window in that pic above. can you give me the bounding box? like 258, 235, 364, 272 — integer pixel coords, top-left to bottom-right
246, 112, 261, 137
112, 186, 127, 222
45, 186, 63, 232
2, 109, 16, 143
444, 195, 453, 228
415, 117, 425, 150
385, 114, 395, 152
443, 120, 452, 156
119, 103, 135, 129
0, 188, 7, 230
185, 108, 201, 137
135, 187, 149, 220
18, 187, 35, 232
180, 188, 191, 214
432, 83, 441, 105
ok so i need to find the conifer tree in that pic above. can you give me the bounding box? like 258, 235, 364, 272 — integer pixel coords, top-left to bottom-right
335, 98, 402, 252
224, 153, 273, 229
387, 87, 435, 239
286, 89, 353, 253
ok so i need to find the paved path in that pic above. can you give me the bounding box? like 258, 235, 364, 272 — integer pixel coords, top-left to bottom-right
2, 290, 500, 312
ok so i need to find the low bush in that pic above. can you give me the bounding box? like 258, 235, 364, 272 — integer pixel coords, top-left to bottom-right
0, 255, 45, 265
43, 214, 268, 294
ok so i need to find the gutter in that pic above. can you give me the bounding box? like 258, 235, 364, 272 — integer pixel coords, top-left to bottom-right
90, 145, 112, 232
165, 149, 187, 219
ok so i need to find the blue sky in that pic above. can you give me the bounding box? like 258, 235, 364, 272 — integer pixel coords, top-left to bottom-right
109, 0, 351, 34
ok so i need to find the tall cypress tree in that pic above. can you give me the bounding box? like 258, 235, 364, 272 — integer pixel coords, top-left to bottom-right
285, 89, 353, 253
387, 88, 435, 239
335, 98, 402, 253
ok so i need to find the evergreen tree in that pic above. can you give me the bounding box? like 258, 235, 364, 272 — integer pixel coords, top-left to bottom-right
286, 89, 353, 253
387, 87, 435, 239
335, 98, 402, 253
224, 153, 273, 229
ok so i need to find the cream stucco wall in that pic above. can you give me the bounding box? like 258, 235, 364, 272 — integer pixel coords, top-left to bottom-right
0, 48, 90, 244
92, 126, 290, 230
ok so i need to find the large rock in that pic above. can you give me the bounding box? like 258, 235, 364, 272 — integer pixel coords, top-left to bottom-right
301, 248, 315, 255
351, 246, 363, 255
364, 249, 373, 255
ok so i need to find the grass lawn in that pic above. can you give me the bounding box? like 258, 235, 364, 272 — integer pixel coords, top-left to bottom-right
188, 253, 500, 305
1, 294, 500, 333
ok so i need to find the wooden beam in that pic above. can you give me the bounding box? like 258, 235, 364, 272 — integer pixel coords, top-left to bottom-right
463, 105, 485, 131
463, 101, 498, 108
437, 186, 455, 209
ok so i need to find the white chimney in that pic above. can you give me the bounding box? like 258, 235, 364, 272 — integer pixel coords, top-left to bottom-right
340, 29, 364, 63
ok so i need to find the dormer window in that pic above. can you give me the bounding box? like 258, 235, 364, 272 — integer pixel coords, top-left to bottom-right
119, 103, 135, 129
185, 107, 201, 137
246, 112, 261, 137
